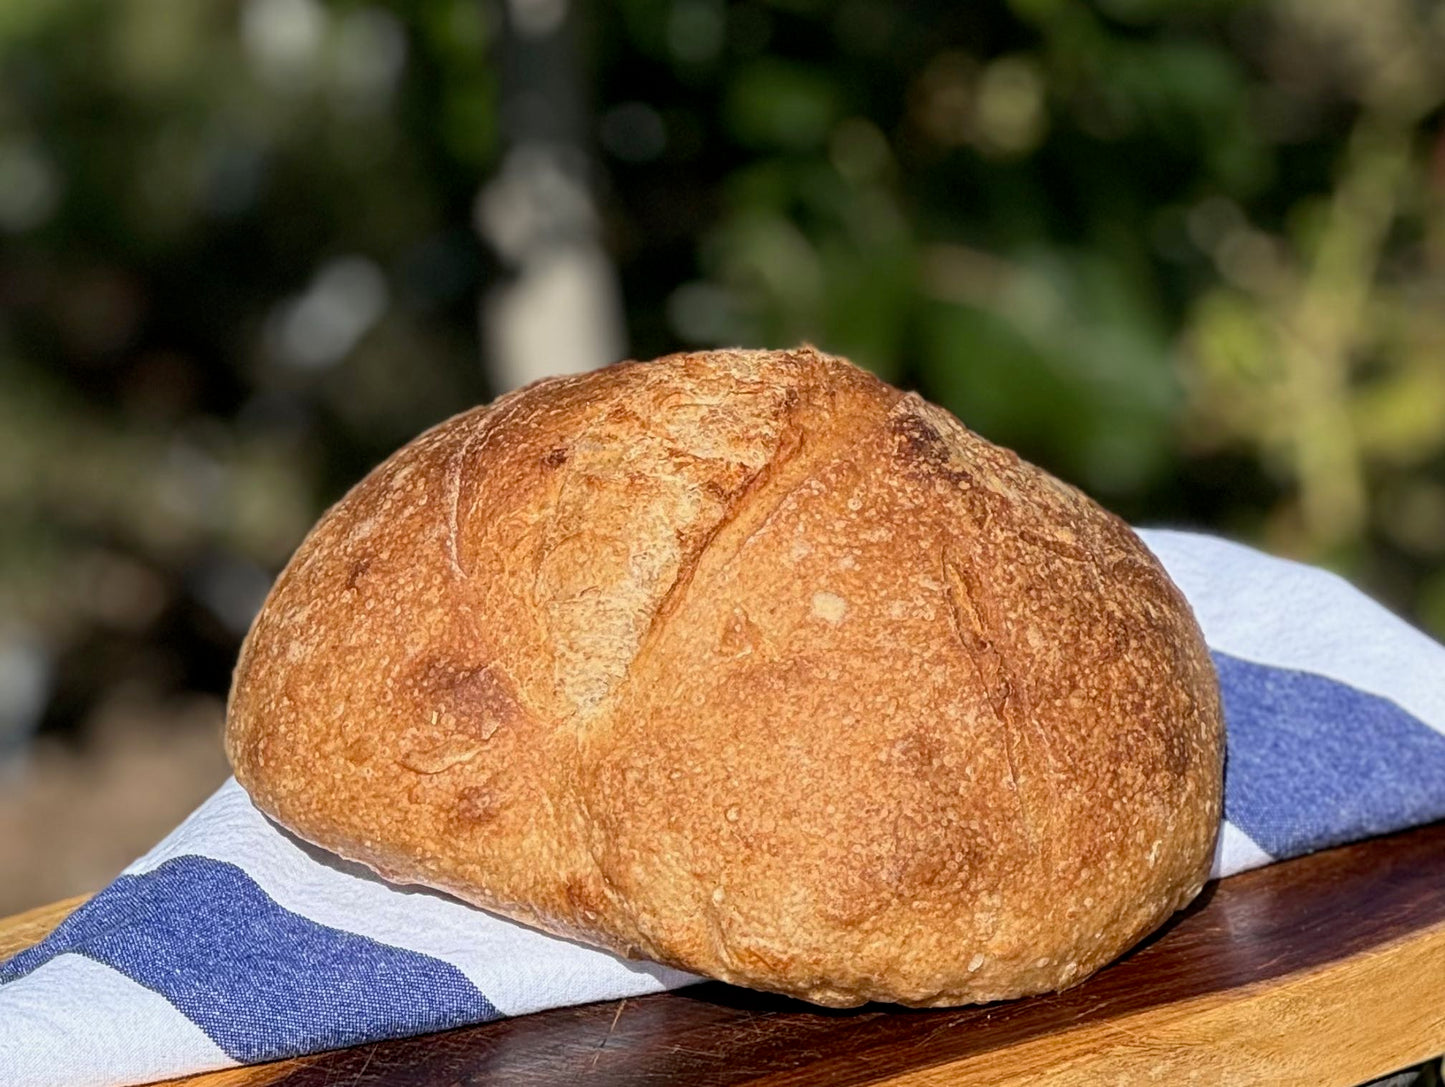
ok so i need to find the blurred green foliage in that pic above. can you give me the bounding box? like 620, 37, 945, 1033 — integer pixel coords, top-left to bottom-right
599, 0, 1445, 625
1, 0, 1443, 743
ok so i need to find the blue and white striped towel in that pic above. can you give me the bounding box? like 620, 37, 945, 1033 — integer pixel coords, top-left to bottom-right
3, 529, 1445, 1087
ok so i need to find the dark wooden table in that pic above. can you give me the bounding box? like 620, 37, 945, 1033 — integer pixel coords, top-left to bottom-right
4, 822, 1443, 1086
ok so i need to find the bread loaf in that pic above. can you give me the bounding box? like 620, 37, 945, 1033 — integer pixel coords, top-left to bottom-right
225, 346, 1223, 1007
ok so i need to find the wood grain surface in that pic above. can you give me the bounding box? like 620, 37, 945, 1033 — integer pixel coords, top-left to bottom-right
0, 894, 89, 961
4, 823, 1443, 1086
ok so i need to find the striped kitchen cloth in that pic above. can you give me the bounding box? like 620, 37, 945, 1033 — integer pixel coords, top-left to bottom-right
3, 529, 1444, 1087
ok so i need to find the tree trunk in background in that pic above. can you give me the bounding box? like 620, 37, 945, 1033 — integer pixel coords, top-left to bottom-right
478, 0, 626, 392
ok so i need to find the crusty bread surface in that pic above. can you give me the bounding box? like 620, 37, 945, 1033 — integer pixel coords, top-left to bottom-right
226, 346, 1223, 1007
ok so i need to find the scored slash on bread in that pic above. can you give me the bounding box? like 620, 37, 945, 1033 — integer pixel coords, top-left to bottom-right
225, 346, 1223, 1008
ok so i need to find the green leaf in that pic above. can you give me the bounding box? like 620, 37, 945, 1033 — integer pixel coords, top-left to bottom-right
723, 59, 839, 151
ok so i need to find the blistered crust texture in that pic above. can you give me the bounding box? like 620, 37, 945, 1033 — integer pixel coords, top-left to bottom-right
225, 346, 1224, 1008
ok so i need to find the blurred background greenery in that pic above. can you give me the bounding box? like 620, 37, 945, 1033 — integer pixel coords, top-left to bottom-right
1, 0, 1444, 909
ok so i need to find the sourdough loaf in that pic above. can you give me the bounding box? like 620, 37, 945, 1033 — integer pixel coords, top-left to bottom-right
225, 346, 1223, 1007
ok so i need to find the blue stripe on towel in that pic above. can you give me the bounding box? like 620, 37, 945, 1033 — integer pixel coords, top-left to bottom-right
1215, 651, 1445, 859
0, 854, 498, 1062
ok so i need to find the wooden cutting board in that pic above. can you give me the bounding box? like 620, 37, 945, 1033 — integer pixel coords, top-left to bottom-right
4, 822, 1444, 1086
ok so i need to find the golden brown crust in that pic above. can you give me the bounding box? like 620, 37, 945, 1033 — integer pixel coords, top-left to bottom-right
225, 346, 1223, 1007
